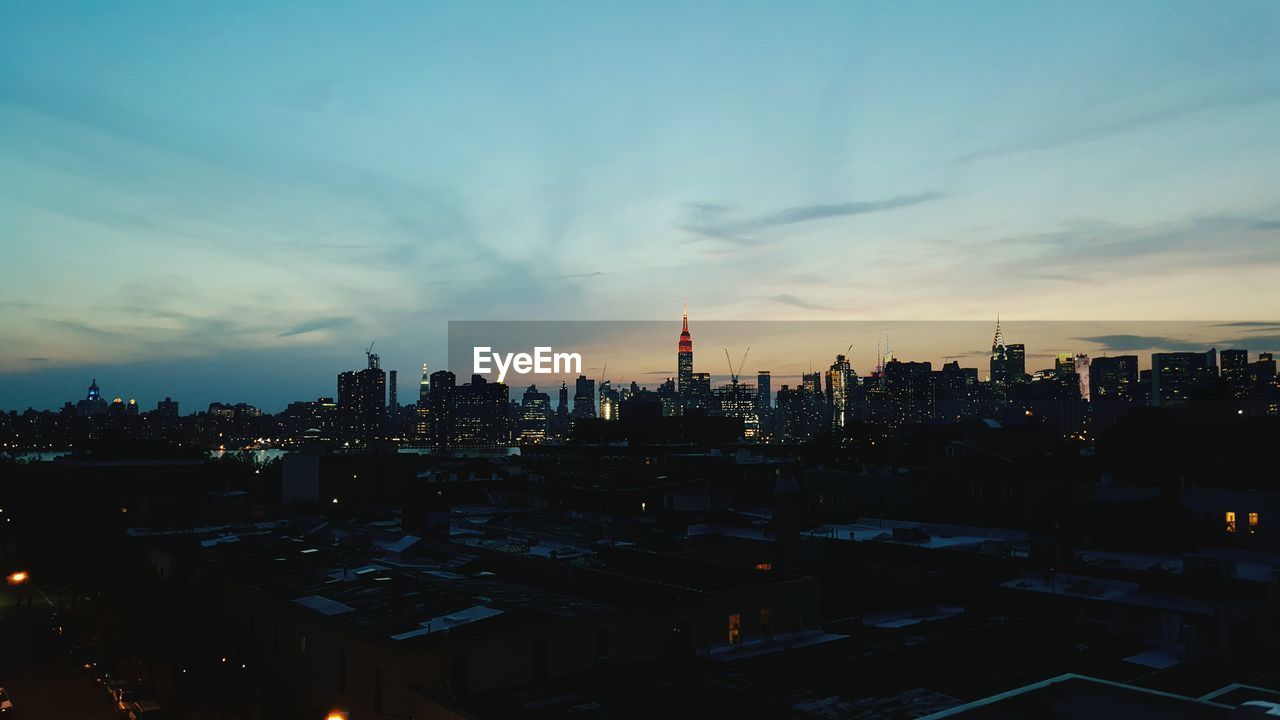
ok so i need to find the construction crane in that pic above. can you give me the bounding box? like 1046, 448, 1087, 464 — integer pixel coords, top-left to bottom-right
723, 347, 751, 386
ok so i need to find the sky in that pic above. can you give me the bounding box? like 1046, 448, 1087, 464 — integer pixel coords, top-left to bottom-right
1, 1, 1279, 411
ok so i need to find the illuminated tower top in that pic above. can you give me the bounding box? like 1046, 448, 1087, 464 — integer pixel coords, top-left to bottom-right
678, 302, 692, 354
87, 378, 100, 401
992, 314, 1005, 353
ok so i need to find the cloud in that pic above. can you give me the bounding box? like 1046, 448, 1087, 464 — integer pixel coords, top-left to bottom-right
1215, 322, 1280, 331
277, 317, 354, 337
971, 214, 1280, 282
679, 193, 942, 245
953, 83, 1280, 164
551, 271, 612, 279
1076, 334, 1211, 353
772, 294, 836, 312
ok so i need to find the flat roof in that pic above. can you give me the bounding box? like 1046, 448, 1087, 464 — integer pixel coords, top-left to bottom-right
187, 527, 622, 650
919, 674, 1232, 720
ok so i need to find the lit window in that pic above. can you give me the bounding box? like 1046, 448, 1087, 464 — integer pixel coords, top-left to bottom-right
1250, 512, 1259, 534
1226, 512, 1237, 534
754, 562, 772, 572
728, 613, 741, 646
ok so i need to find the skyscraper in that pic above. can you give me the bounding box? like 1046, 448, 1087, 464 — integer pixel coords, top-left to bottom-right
755, 370, 772, 440
1221, 349, 1249, 400
456, 375, 509, 448
989, 318, 1026, 387
677, 303, 693, 412
598, 379, 618, 420
1151, 350, 1217, 407
428, 370, 456, 449
756, 371, 772, 413
572, 375, 596, 419
825, 354, 854, 429
519, 385, 551, 444
337, 348, 386, 440
416, 362, 431, 439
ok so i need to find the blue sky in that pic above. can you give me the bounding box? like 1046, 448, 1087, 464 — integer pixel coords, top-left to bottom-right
2, 1, 1278, 410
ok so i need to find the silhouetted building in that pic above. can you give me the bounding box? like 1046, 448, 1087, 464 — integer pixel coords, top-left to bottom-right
519, 385, 551, 444
884, 359, 934, 427
156, 396, 179, 418
456, 375, 510, 448
1151, 349, 1216, 408
572, 375, 596, 419
825, 354, 855, 430
428, 370, 456, 449
677, 304, 693, 412
77, 378, 108, 416
337, 349, 387, 440
1221, 349, 1249, 401
989, 319, 1026, 395
415, 362, 430, 439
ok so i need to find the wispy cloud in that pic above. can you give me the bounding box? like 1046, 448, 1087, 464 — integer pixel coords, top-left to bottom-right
953, 83, 1280, 164
772, 294, 837, 312
1076, 334, 1210, 352
679, 193, 942, 245
278, 317, 354, 338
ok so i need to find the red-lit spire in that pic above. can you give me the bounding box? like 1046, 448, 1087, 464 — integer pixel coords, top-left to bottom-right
678, 301, 692, 353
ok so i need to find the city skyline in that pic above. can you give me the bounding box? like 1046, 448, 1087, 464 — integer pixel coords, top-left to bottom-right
6, 316, 1278, 413
3, 1, 1280, 409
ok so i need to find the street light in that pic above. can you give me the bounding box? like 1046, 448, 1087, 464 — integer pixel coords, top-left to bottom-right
326, 712, 349, 720
6, 570, 28, 585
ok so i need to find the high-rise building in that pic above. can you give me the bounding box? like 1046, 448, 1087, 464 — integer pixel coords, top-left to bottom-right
156, 396, 179, 418
884, 359, 934, 427
77, 378, 109, 416
455, 375, 509, 448
1221, 349, 1250, 401
519, 385, 551, 444
989, 319, 1026, 387
755, 370, 773, 440
1074, 354, 1091, 402
598, 380, 618, 421
1090, 356, 1139, 400
756, 371, 772, 413
337, 349, 387, 440
677, 303, 693, 412
388, 370, 398, 410
1151, 350, 1217, 408
776, 385, 811, 443
989, 318, 1026, 412
937, 361, 978, 422
428, 370, 457, 449
711, 383, 760, 439
416, 363, 431, 439
656, 378, 679, 417
572, 375, 596, 419
686, 372, 711, 412
825, 354, 854, 429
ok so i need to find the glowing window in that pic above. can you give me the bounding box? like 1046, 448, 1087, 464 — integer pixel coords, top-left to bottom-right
755, 562, 773, 572
1226, 512, 1237, 534
728, 613, 741, 646
1250, 512, 1260, 533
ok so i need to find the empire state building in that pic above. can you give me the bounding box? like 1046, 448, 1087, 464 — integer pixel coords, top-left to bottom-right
677, 303, 693, 409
